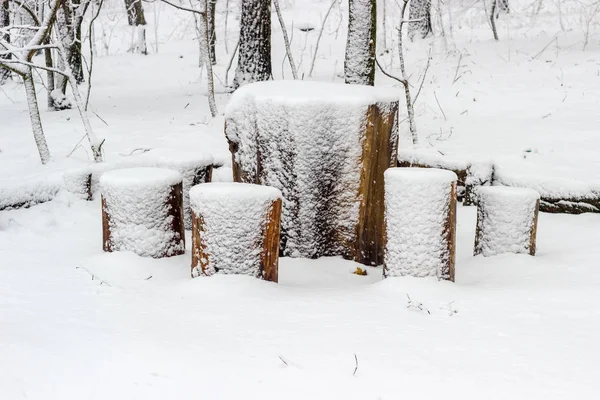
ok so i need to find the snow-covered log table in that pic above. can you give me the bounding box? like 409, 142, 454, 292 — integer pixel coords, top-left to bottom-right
189, 183, 282, 282
100, 168, 186, 258
383, 168, 457, 281
225, 81, 399, 266
474, 187, 540, 257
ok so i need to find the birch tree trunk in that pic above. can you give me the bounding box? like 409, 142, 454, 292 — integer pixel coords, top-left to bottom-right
344, 0, 376, 86
23, 68, 51, 164
233, 0, 271, 89
408, 0, 432, 40
198, 0, 218, 117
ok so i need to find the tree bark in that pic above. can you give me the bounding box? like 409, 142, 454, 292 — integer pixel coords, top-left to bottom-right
23, 68, 51, 164
124, 0, 147, 54
207, 0, 216, 64
344, 0, 376, 86
0, 0, 11, 82
408, 0, 432, 40
233, 0, 271, 88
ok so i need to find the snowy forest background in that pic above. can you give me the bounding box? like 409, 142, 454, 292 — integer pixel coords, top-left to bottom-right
1, 0, 600, 399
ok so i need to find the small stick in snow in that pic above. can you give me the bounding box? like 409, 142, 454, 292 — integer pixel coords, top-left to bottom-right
412, 48, 432, 106
92, 110, 109, 126
278, 356, 288, 366
353, 353, 359, 376
434, 91, 447, 121
452, 53, 463, 84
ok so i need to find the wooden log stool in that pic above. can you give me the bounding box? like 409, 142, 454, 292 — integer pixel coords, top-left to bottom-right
474, 186, 540, 256
146, 149, 217, 230
189, 183, 282, 282
225, 80, 399, 266
383, 168, 457, 281
100, 167, 185, 258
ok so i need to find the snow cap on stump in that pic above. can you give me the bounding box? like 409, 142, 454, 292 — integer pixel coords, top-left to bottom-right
384, 168, 458, 281
474, 186, 540, 257
189, 182, 282, 281
100, 167, 185, 258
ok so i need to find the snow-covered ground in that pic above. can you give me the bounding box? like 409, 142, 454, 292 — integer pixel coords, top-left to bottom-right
1, 0, 600, 398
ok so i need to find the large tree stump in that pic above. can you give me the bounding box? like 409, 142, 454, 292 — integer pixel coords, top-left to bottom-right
383, 168, 457, 281
100, 168, 185, 258
474, 187, 540, 257
225, 80, 399, 266
189, 183, 282, 282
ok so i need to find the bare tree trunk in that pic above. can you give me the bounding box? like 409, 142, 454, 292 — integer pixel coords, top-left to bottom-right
0, 0, 11, 82
233, 0, 271, 89
408, 0, 432, 40
345, 0, 376, 86
207, 0, 216, 64
23, 68, 51, 164
490, 0, 499, 41
198, 0, 217, 116
398, 15, 417, 144
124, 0, 147, 54
273, 0, 297, 79
55, 29, 104, 162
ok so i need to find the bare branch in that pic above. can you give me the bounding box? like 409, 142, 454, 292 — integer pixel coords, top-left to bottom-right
375, 56, 407, 86
159, 0, 206, 15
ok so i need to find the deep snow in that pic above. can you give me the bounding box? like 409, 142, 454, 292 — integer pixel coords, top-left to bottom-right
1, 0, 600, 398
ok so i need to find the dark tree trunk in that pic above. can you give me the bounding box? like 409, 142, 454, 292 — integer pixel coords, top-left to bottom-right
233, 0, 271, 89
344, 0, 376, 86
408, 0, 432, 40
124, 0, 147, 54
208, 0, 216, 65
125, 0, 146, 26
0, 0, 11, 82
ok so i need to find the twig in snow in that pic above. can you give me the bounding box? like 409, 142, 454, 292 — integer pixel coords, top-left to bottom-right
452, 53, 463, 84
440, 301, 458, 316
434, 91, 447, 121
412, 48, 432, 106
92, 110, 109, 126
278, 356, 288, 366
532, 34, 559, 60
406, 294, 430, 314
76, 266, 112, 287
353, 353, 359, 376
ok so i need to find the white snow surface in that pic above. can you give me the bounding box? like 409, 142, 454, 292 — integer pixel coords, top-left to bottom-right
1, 0, 600, 398
475, 186, 540, 257
384, 168, 457, 279
100, 167, 184, 258
226, 80, 398, 258
189, 182, 281, 277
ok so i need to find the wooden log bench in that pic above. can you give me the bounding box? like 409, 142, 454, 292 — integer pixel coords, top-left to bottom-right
383, 168, 457, 281
225, 80, 399, 266
474, 186, 540, 257
100, 167, 185, 258
189, 182, 282, 282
